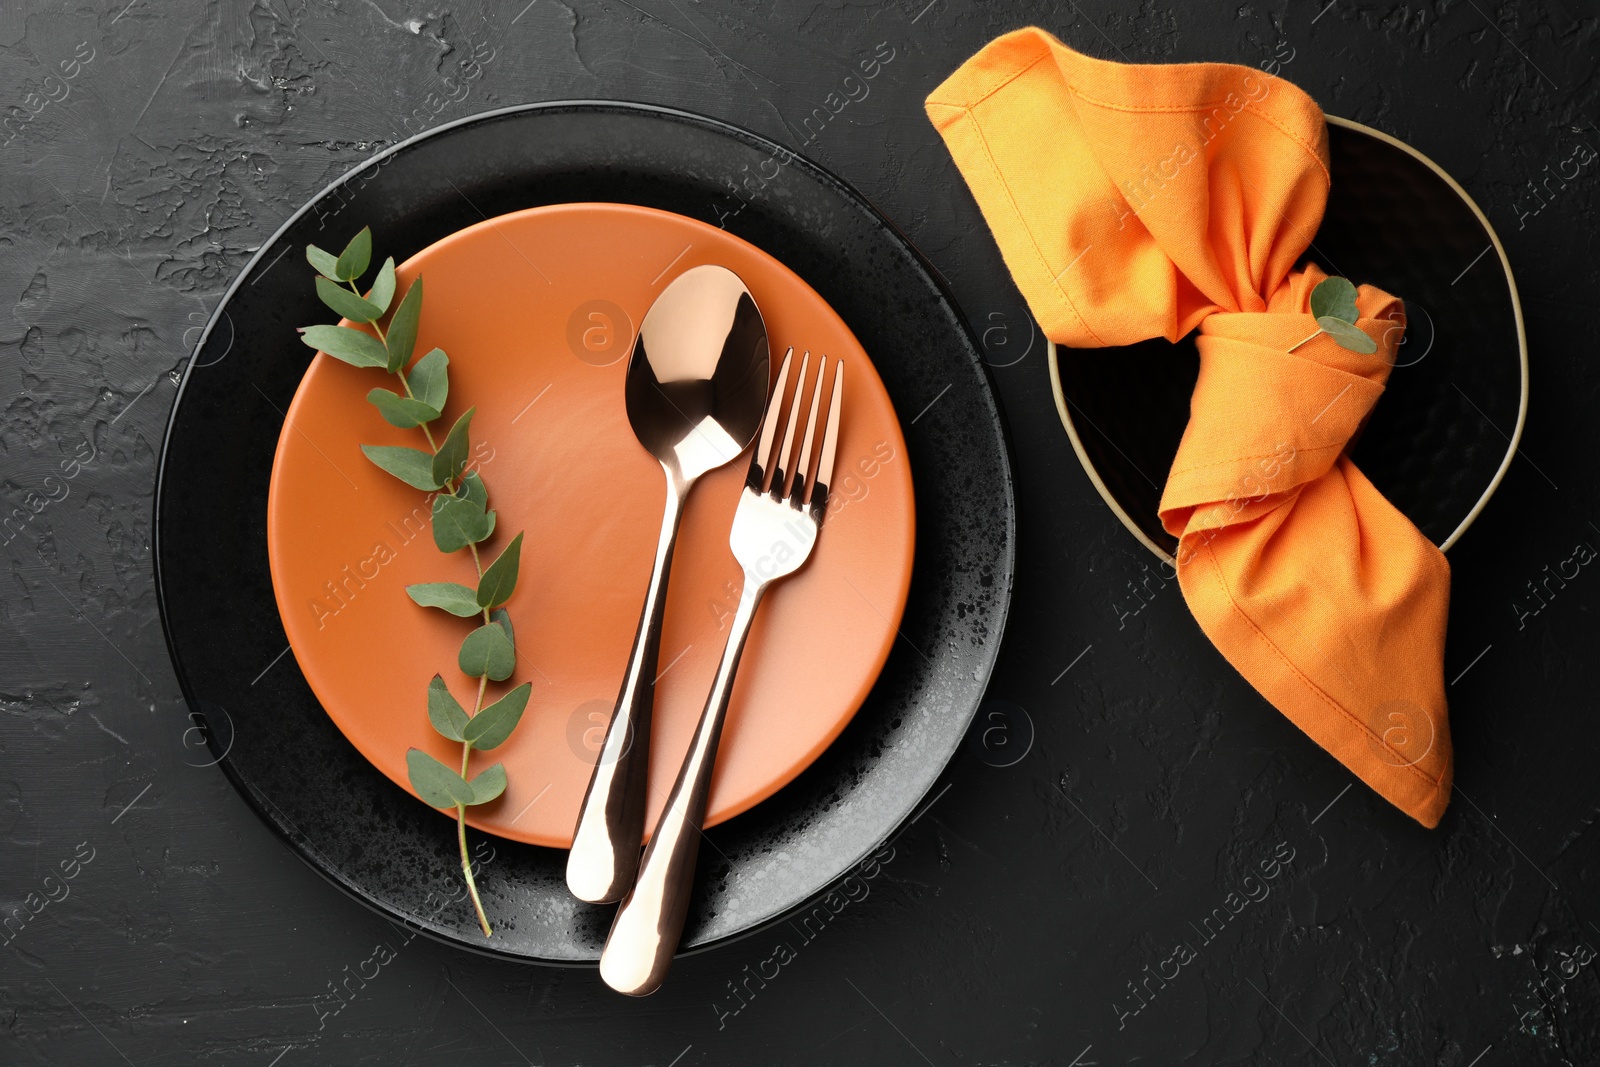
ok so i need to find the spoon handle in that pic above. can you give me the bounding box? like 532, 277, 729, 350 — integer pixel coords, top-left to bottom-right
566, 465, 686, 903
600, 574, 765, 996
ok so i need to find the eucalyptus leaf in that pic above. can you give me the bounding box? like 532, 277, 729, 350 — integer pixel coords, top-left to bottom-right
459, 470, 487, 511
459, 620, 515, 681
409, 348, 449, 412
491, 607, 514, 647
476, 533, 523, 609
1317, 315, 1378, 354
315, 275, 383, 323
465, 763, 508, 805
462, 683, 530, 750
406, 747, 474, 808
306, 244, 341, 280
432, 492, 495, 552
426, 675, 470, 741
385, 276, 424, 373
300, 324, 388, 368
367, 387, 441, 428
335, 226, 372, 282
361, 444, 444, 490
368, 256, 396, 315
1309, 276, 1359, 325
406, 581, 483, 617
431, 407, 475, 488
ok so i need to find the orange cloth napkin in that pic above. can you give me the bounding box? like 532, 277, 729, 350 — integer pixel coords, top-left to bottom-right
926, 28, 1453, 826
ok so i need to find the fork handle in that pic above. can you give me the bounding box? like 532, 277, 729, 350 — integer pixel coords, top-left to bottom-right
567, 465, 688, 904
600, 571, 766, 996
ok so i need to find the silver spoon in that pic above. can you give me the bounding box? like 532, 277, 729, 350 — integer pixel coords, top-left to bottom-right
566, 264, 770, 904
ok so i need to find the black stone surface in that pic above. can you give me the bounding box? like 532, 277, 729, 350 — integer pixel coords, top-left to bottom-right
3, 2, 1597, 1065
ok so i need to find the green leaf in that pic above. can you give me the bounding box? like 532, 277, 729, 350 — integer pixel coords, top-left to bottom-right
426, 675, 469, 741
385, 276, 423, 373
306, 244, 340, 280
459, 620, 515, 681
459, 470, 487, 511
432, 491, 495, 552
1309, 276, 1359, 325
315, 275, 383, 323
465, 763, 507, 805
409, 347, 448, 410
406, 581, 482, 617
491, 607, 514, 647
477, 533, 523, 609
367, 387, 441, 428
335, 226, 372, 282
463, 683, 530, 750
361, 444, 443, 490
431, 406, 475, 488
406, 747, 474, 808
368, 257, 396, 315
1317, 315, 1378, 355
300, 324, 388, 368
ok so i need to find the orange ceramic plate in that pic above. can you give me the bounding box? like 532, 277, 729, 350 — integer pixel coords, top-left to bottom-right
267, 204, 915, 848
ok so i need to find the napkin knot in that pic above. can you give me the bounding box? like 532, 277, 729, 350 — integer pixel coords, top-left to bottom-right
1165, 264, 1402, 535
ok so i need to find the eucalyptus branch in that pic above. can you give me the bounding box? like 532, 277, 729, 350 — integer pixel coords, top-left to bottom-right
1290, 275, 1379, 355
298, 226, 531, 937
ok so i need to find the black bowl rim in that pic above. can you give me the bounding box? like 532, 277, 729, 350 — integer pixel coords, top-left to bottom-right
152, 98, 1018, 963
1046, 114, 1529, 562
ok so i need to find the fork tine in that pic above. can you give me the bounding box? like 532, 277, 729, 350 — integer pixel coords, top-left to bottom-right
747, 348, 793, 493
769, 351, 811, 499
789, 356, 827, 508
808, 360, 843, 523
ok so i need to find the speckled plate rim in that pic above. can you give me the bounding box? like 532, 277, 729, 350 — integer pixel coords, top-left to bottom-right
153, 99, 1017, 964
1046, 114, 1529, 562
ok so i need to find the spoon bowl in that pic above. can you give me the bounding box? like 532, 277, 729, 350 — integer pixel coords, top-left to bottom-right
626, 265, 771, 481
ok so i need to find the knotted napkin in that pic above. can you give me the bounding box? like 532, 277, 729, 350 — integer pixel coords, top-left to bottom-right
927, 28, 1452, 826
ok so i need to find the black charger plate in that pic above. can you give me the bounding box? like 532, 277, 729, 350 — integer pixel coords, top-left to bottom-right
154, 102, 1015, 963
1050, 116, 1527, 559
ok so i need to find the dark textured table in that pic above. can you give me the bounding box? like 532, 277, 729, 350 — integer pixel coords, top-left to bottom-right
3, 2, 1596, 1064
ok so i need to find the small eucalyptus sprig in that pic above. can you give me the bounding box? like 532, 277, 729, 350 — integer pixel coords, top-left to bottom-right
298, 227, 529, 937
1289, 275, 1378, 355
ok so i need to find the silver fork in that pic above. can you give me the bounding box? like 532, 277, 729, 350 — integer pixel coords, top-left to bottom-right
599, 347, 843, 996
